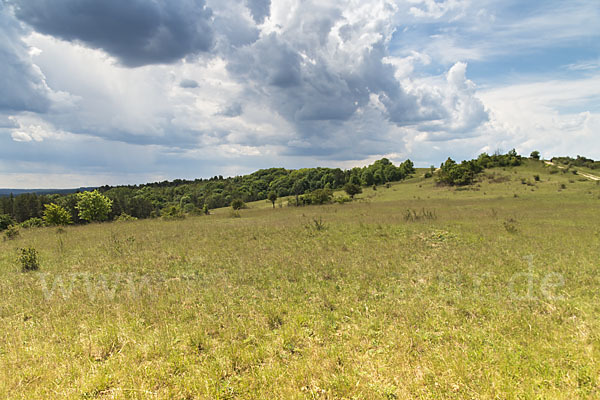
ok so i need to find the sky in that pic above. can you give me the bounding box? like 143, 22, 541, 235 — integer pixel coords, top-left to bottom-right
0, 0, 599, 188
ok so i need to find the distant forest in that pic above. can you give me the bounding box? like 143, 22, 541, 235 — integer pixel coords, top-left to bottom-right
0, 188, 96, 197
1, 153, 596, 228
1, 158, 415, 224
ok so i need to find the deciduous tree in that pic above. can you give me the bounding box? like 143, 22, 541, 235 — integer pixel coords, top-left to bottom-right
267, 191, 277, 208
343, 183, 362, 199
43, 203, 72, 226
76, 190, 113, 222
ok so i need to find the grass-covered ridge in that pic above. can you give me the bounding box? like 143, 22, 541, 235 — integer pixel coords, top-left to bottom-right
1, 159, 599, 398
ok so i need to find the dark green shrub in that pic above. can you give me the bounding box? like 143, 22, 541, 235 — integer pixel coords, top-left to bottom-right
436, 158, 482, 186
19, 247, 40, 272
162, 205, 185, 220
231, 199, 245, 210
306, 189, 333, 205
0, 214, 15, 231
116, 213, 138, 222
343, 183, 362, 199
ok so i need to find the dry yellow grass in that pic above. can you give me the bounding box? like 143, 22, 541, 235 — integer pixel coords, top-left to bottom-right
1, 160, 599, 399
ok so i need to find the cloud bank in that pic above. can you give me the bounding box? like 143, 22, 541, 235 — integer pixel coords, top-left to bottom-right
0, 0, 598, 187
11, 0, 214, 67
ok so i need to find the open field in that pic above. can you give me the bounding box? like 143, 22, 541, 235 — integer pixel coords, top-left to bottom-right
1, 160, 599, 399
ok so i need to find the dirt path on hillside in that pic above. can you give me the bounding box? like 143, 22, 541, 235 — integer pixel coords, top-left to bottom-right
544, 161, 600, 181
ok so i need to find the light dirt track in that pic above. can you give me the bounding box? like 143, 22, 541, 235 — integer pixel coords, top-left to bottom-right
544, 160, 600, 181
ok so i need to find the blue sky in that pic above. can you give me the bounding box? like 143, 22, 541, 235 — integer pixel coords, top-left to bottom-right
1, 0, 599, 188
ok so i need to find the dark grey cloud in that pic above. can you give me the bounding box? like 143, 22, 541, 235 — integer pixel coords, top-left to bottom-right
227, 32, 418, 135
0, 4, 51, 112
12, 0, 214, 67
227, 26, 487, 143
246, 0, 271, 24
228, 33, 348, 124
179, 79, 199, 88
229, 33, 302, 88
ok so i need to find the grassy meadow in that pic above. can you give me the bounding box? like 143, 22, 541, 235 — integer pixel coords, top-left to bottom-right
1, 160, 599, 399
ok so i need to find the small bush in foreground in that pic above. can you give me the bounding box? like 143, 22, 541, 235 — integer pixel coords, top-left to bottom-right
312, 217, 326, 231
19, 247, 40, 272
4, 225, 20, 240
503, 218, 518, 233
305, 217, 327, 232
116, 213, 138, 222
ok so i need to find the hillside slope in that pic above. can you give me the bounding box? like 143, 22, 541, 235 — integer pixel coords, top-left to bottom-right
1, 159, 599, 399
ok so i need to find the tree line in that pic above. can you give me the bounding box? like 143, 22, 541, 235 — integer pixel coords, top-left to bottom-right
3, 150, 587, 230
1, 158, 414, 228
550, 155, 600, 170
